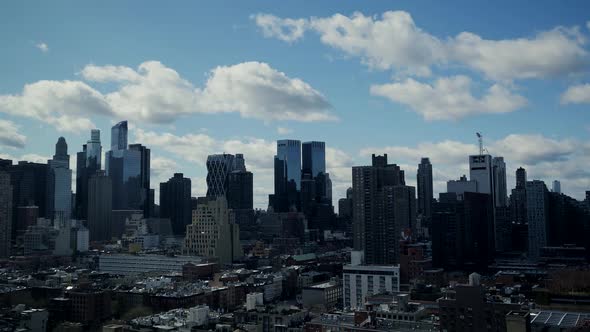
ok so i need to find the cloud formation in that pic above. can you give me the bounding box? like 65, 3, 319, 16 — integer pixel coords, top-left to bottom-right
0, 120, 26, 149
0, 80, 110, 132
370, 76, 527, 120
0, 61, 334, 132
35, 42, 49, 53
561, 83, 590, 104
252, 11, 590, 81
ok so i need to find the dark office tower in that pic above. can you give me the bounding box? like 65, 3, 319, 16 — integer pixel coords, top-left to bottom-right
206, 154, 237, 198
87, 171, 112, 241
270, 156, 288, 212
129, 144, 151, 217
0, 171, 12, 258
76, 130, 102, 220
526, 180, 549, 261
227, 170, 253, 210
516, 167, 527, 189
417, 158, 433, 219
432, 192, 494, 271
0, 160, 50, 239
492, 157, 507, 207
302, 141, 326, 177
277, 139, 301, 190
160, 173, 192, 236
352, 154, 407, 265
234, 154, 246, 172
393, 185, 417, 235
48, 137, 72, 219
111, 121, 128, 150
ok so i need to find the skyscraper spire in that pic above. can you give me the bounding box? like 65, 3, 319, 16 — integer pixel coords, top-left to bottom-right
53, 137, 69, 162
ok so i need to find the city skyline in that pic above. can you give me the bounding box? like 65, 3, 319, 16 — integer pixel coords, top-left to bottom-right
1, 2, 590, 209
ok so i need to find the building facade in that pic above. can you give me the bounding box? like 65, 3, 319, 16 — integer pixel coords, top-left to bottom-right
160, 173, 192, 236
277, 139, 301, 190
88, 171, 112, 241
417, 157, 433, 219
526, 180, 549, 261
0, 171, 12, 257
184, 197, 242, 264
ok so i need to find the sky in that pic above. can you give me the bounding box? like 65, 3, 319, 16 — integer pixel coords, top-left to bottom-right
1, 1, 590, 209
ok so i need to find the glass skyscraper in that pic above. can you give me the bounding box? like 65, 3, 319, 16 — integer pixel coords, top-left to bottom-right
277, 139, 301, 190
111, 121, 128, 151
302, 141, 326, 177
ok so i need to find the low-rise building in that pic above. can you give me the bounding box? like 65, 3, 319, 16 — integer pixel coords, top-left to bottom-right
99, 254, 203, 276
302, 279, 342, 312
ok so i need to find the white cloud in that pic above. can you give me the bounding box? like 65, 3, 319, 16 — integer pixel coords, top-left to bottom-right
450, 27, 589, 81
370, 76, 527, 120
360, 134, 590, 200
251, 13, 307, 43
35, 42, 49, 53
0, 80, 110, 132
277, 126, 293, 135
254, 11, 590, 81
0, 120, 26, 149
1, 61, 334, 132
82, 61, 335, 124
561, 83, 590, 104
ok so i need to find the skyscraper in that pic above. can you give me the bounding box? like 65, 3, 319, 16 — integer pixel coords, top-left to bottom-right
0, 171, 12, 258
526, 180, 549, 261
48, 137, 72, 219
352, 154, 408, 265
516, 167, 527, 189
160, 173, 192, 236
206, 153, 237, 198
277, 139, 301, 190
88, 171, 112, 241
510, 167, 528, 252
552, 180, 561, 193
302, 141, 326, 177
184, 197, 242, 264
129, 144, 151, 216
106, 121, 148, 211
469, 154, 494, 197
76, 130, 102, 219
492, 157, 507, 207
417, 157, 433, 219
111, 121, 128, 150
227, 170, 253, 210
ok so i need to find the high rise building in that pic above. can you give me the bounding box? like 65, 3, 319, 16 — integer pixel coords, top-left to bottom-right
352, 154, 408, 265
510, 168, 528, 252
88, 171, 112, 241
129, 144, 151, 216
106, 121, 148, 211
160, 173, 192, 236
552, 180, 561, 193
48, 137, 72, 219
0, 171, 12, 258
227, 170, 253, 210
184, 197, 242, 264
417, 158, 433, 219
447, 175, 478, 200
516, 167, 527, 188
302, 141, 326, 178
432, 192, 494, 271
469, 154, 494, 197
76, 130, 102, 219
276, 140, 301, 190
110, 121, 128, 150
206, 153, 238, 198
526, 180, 549, 261
492, 157, 507, 207
0, 160, 49, 239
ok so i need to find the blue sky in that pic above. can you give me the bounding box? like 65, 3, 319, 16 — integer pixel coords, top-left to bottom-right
1, 1, 589, 208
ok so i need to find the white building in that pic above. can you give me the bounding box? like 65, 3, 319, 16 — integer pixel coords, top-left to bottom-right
343, 251, 400, 310
469, 154, 494, 197
183, 197, 242, 264
99, 254, 203, 276
447, 175, 478, 200
187, 305, 209, 326
526, 180, 549, 261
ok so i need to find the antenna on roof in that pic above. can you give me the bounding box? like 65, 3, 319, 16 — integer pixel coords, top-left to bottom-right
476, 132, 483, 155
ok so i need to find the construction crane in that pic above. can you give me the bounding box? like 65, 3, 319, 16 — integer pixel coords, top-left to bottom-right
476, 132, 483, 155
